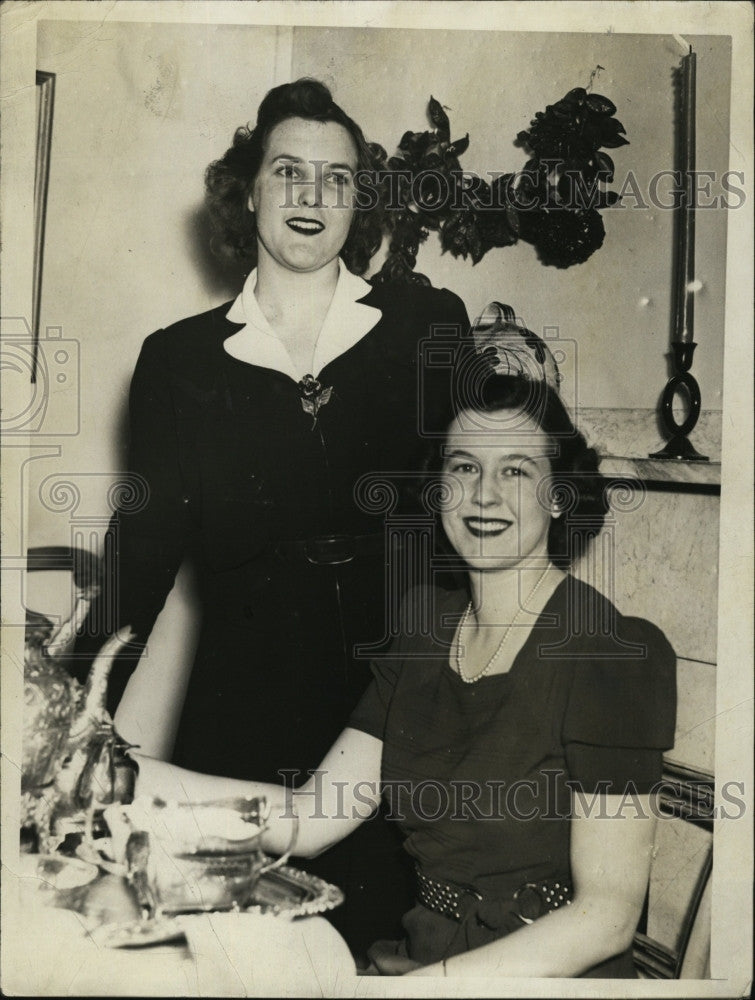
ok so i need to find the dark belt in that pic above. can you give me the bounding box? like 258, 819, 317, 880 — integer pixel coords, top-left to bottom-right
271, 533, 385, 566
416, 867, 573, 926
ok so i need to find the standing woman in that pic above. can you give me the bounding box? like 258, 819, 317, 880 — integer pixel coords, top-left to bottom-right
79, 79, 469, 957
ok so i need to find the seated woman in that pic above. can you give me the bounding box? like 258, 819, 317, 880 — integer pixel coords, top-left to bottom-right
122, 370, 677, 978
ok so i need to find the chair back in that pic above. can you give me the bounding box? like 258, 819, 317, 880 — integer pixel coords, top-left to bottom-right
633, 760, 714, 979
26, 545, 100, 616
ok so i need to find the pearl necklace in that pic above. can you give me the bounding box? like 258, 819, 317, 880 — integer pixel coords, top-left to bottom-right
455, 568, 551, 684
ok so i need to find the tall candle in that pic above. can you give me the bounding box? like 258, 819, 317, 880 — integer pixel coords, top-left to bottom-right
676, 47, 696, 344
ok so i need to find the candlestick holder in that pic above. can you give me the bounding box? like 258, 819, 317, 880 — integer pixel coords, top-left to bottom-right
651, 45, 708, 463
650, 341, 708, 461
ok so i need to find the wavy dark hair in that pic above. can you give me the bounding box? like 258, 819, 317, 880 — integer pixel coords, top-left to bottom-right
204, 78, 387, 275
424, 372, 608, 571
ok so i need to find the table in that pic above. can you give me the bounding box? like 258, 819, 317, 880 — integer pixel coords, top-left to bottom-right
3, 860, 357, 996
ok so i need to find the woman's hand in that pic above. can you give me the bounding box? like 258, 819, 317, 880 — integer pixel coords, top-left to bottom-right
401, 961, 440, 977
370, 955, 424, 976
101, 802, 134, 866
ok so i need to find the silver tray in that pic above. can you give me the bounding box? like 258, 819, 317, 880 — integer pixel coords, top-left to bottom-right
245, 861, 344, 918
89, 861, 344, 948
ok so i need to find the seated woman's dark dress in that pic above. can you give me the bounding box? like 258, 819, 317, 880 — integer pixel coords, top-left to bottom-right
349, 576, 677, 977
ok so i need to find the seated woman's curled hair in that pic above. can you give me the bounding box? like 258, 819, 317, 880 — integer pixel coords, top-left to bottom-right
423, 370, 609, 572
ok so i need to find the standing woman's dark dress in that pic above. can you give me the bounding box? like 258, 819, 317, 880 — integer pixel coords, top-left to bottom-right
89, 274, 470, 954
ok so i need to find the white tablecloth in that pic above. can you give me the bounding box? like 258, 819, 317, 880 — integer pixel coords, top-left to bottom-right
3, 864, 357, 997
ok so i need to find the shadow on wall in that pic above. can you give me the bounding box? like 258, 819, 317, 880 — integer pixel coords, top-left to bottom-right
184, 204, 249, 302
109, 205, 247, 460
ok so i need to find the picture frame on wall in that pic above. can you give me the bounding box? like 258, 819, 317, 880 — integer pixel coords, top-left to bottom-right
32, 70, 55, 384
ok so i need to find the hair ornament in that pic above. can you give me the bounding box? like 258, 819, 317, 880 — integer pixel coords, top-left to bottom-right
471, 302, 562, 393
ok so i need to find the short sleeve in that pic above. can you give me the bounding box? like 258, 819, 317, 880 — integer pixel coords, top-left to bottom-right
562, 617, 677, 794
347, 585, 432, 740
347, 660, 401, 741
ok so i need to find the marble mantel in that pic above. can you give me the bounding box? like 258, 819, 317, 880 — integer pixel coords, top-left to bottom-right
600, 457, 721, 490
576, 407, 722, 470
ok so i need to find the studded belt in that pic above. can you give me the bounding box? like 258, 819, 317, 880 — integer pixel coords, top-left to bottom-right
415, 867, 573, 925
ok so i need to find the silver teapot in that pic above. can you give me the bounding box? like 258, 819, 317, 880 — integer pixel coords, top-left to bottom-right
22, 588, 137, 852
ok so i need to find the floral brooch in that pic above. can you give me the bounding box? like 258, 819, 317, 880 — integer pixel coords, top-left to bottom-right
298, 374, 333, 427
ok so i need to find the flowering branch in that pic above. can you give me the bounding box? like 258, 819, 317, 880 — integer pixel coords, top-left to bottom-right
372, 82, 628, 285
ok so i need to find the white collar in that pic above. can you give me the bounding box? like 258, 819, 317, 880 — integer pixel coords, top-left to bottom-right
224, 259, 382, 381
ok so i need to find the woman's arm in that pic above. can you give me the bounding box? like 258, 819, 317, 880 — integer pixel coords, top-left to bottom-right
131, 726, 383, 859
408, 792, 656, 978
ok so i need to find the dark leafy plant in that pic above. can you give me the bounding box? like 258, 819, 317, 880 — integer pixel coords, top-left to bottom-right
524, 207, 606, 268
372, 83, 628, 284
